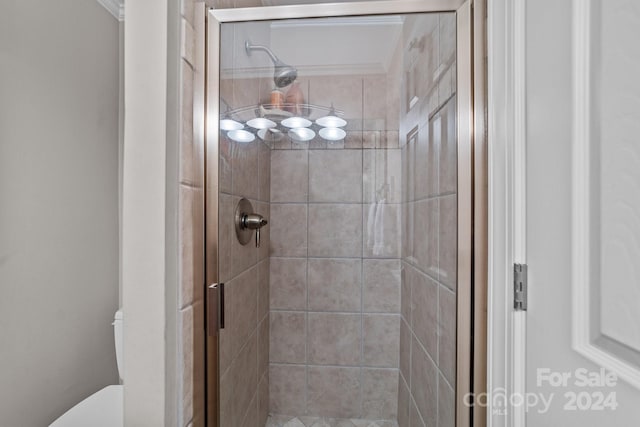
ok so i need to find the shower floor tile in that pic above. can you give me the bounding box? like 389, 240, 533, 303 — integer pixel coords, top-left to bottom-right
265, 414, 399, 427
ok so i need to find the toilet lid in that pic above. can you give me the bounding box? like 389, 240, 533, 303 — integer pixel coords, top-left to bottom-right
49, 385, 123, 427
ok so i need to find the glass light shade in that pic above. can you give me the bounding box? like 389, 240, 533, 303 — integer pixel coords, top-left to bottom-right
281, 116, 312, 128
288, 128, 316, 142
220, 119, 243, 131
316, 115, 347, 128
319, 127, 346, 141
227, 129, 255, 143
247, 117, 277, 129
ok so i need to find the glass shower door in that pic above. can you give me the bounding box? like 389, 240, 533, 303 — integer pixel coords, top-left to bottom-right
205, 2, 475, 426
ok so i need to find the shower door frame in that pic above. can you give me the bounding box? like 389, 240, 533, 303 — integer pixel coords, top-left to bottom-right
204, 1, 483, 426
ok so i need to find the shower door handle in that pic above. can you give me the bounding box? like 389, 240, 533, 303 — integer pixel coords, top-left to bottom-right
207, 283, 224, 337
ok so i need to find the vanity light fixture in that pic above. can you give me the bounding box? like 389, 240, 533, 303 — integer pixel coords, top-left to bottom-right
319, 127, 346, 141
220, 118, 243, 131
220, 103, 346, 143
227, 129, 255, 143
247, 117, 277, 129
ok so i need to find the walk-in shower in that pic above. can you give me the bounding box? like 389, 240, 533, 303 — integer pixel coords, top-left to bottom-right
205, 2, 475, 427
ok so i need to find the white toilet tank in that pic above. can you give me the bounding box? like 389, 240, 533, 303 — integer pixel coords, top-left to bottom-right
49, 309, 124, 427
113, 309, 124, 381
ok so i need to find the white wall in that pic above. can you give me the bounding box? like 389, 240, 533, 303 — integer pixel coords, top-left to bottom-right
122, 0, 172, 425
0, 1, 120, 426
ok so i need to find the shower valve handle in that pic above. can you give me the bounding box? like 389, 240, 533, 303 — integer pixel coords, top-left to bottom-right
242, 213, 268, 248
234, 198, 268, 248
242, 213, 268, 230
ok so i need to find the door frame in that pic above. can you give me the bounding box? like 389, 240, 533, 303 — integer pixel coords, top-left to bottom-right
203, 1, 486, 426
486, 0, 527, 426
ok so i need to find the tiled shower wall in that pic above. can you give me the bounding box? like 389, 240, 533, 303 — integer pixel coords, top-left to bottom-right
218, 73, 273, 427
267, 72, 403, 422
397, 13, 457, 427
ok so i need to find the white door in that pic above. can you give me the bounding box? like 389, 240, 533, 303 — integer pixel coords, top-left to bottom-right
525, 0, 640, 425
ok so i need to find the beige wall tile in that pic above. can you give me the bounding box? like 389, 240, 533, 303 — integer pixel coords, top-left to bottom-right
397, 374, 410, 427
180, 60, 195, 186
258, 259, 270, 321
344, 130, 363, 149
308, 204, 362, 258
438, 285, 456, 385
270, 364, 306, 415
233, 333, 259, 427
271, 150, 308, 203
181, 0, 194, 25
308, 313, 361, 366
362, 368, 398, 420
363, 203, 401, 258
401, 263, 412, 322
307, 366, 361, 418
180, 306, 194, 426
411, 272, 438, 359
363, 149, 402, 204
258, 374, 269, 427
191, 301, 205, 424
233, 77, 261, 109
220, 365, 234, 426
363, 259, 401, 313
229, 266, 258, 359
399, 318, 411, 383
378, 131, 400, 149
438, 195, 456, 290
363, 75, 388, 125
363, 130, 381, 149
179, 185, 195, 308
219, 194, 233, 283
181, 19, 195, 67
232, 138, 259, 200
309, 150, 363, 203
270, 204, 307, 257
308, 258, 361, 312
270, 257, 307, 310
270, 311, 306, 364
409, 396, 425, 427
240, 393, 257, 427
258, 316, 269, 380
438, 373, 455, 427
258, 141, 271, 203
363, 315, 400, 367
410, 337, 437, 424
413, 198, 439, 277
220, 133, 232, 194
219, 318, 233, 378
309, 75, 363, 128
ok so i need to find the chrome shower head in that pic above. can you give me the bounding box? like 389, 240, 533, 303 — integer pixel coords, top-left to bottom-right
245, 40, 298, 88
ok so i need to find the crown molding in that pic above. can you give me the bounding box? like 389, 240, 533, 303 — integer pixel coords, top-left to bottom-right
97, 0, 124, 21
